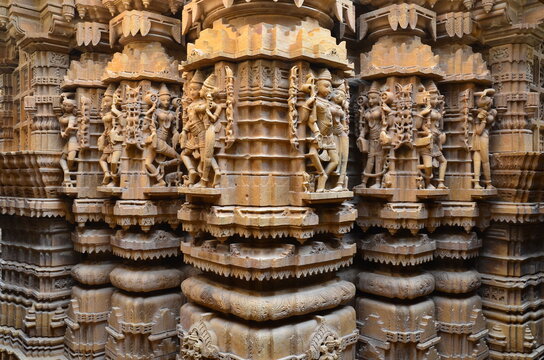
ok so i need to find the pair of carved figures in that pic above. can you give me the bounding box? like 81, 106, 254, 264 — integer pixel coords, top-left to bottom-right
96, 71, 223, 189
57, 93, 90, 186
356, 81, 496, 190
298, 68, 350, 193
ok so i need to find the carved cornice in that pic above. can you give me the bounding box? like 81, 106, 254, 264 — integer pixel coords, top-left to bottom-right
183, 18, 352, 71
358, 3, 437, 40
436, 44, 492, 84
360, 35, 444, 80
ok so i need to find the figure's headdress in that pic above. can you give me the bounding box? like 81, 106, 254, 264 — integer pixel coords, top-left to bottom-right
158, 83, 170, 97
368, 81, 380, 95
315, 68, 332, 81
104, 84, 116, 97
203, 73, 217, 89
190, 70, 205, 85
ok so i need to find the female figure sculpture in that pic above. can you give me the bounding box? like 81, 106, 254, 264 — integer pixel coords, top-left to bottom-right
299, 69, 339, 192
472, 88, 497, 189
331, 81, 350, 191
98, 85, 115, 185
143, 83, 179, 186
59, 94, 79, 186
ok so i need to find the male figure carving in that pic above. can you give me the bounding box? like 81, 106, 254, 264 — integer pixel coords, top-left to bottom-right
428, 83, 447, 189
107, 87, 125, 186
357, 84, 386, 188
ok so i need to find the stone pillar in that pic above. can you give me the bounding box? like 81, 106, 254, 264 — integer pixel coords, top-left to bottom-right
89, 1, 190, 359
431, 231, 488, 360
177, 1, 358, 359
356, 232, 439, 359
352, 0, 497, 358
475, 1, 544, 359
0, 216, 75, 359
0, 1, 77, 358
354, 5, 443, 358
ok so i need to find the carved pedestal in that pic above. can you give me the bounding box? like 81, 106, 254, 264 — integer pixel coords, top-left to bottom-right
356, 233, 440, 360
0, 216, 75, 359
431, 231, 488, 360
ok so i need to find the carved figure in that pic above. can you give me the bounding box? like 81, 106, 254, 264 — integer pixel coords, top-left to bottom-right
181, 330, 205, 360
471, 88, 497, 189
414, 82, 447, 189
318, 335, 341, 360
357, 83, 387, 188
180, 71, 223, 188
300, 69, 339, 192
98, 85, 116, 185
107, 86, 125, 186
143, 83, 179, 186
59, 94, 80, 186
428, 85, 447, 189
392, 83, 414, 149
331, 81, 350, 191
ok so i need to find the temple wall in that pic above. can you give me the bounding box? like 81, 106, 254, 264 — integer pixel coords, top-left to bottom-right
0, 0, 542, 359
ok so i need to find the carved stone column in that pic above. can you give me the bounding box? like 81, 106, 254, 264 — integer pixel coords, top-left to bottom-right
354, 5, 442, 358
353, 0, 496, 358
176, 1, 358, 359
89, 1, 190, 359
430, 231, 488, 359
0, 1, 77, 358
55, 3, 120, 359
474, 1, 544, 359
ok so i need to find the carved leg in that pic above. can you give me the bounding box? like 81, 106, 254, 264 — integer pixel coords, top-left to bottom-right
108, 150, 122, 187
60, 153, 71, 184
309, 147, 327, 192
361, 155, 374, 188
422, 154, 434, 189
99, 154, 111, 185
182, 151, 198, 186
211, 158, 221, 187
437, 155, 447, 189
472, 151, 483, 189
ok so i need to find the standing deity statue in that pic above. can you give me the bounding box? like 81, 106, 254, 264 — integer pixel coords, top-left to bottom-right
143, 83, 179, 186
414, 82, 448, 190
98, 84, 116, 185
471, 88, 497, 189
357, 83, 388, 188
428, 83, 447, 189
59, 94, 80, 186
414, 82, 447, 190
299, 69, 339, 193
180, 71, 223, 188
331, 81, 350, 191
107, 86, 125, 186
